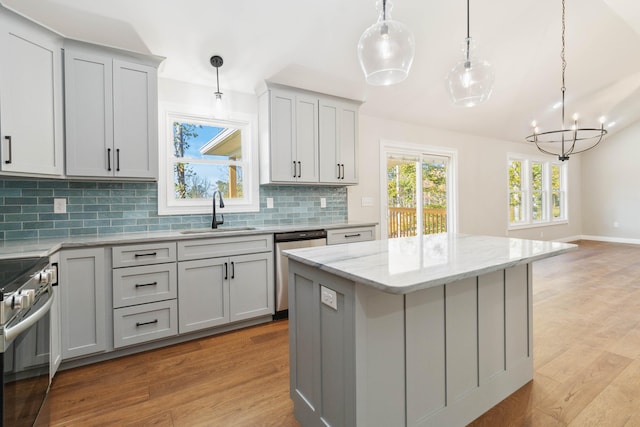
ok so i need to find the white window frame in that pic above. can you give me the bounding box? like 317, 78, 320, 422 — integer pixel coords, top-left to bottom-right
158, 104, 259, 215
380, 140, 458, 239
507, 153, 568, 230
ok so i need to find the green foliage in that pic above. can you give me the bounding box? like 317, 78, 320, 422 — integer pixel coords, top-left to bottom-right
387, 160, 447, 209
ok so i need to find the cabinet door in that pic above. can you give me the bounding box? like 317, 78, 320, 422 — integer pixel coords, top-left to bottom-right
64, 50, 113, 177
338, 103, 359, 184
49, 254, 61, 379
178, 258, 229, 333
269, 90, 296, 182
113, 60, 158, 179
229, 252, 274, 322
319, 100, 340, 183
59, 248, 107, 359
0, 10, 63, 176
319, 99, 359, 184
295, 95, 319, 183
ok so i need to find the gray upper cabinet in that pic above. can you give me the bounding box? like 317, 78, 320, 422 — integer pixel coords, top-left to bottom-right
259, 83, 360, 185
64, 41, 161, 179
0, 7, 64, 177
319, 99, 359, 184
261, 87, 319, 183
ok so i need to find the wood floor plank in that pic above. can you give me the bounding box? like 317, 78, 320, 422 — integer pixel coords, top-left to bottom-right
568, 358, 640, 426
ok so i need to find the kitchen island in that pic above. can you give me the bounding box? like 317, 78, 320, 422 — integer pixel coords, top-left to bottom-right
284, 233, 576, 427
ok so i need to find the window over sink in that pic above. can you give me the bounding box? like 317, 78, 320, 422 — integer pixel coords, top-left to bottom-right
158, 111, 259, 215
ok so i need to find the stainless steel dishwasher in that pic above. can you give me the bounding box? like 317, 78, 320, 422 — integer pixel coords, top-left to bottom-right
274, 229, 327, 318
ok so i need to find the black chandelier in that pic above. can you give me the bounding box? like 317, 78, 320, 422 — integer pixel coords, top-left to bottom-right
525, 0, 607, 161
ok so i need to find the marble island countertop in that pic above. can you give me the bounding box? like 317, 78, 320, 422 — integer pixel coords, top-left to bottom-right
284, 233, 577, 294
0, 221, 377, 259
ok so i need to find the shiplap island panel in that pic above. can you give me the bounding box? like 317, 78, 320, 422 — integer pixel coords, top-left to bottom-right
285, 233, 576, 427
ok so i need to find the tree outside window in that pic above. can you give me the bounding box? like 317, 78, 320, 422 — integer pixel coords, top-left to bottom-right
171, 120, 244, 201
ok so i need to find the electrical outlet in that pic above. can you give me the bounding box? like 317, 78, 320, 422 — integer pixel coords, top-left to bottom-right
321, 286, 337, 310
266, 197, 274, 209
53, 198, 66, 214
320, 198, 327, 208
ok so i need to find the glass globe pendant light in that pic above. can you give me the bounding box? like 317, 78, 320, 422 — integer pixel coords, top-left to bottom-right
446, 0, 494, 107
357, 0, 415, 86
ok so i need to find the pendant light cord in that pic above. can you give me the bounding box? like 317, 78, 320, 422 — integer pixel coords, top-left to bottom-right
465, 0, 471, 63
383, 0, 387, 20
560, 0, 566, 148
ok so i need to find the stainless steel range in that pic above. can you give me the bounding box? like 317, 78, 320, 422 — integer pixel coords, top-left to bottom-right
0, 256, 56, 427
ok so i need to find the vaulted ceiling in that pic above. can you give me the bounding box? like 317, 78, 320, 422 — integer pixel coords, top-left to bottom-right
4, 0, 640, 143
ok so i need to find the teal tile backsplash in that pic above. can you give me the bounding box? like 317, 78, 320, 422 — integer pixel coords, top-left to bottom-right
0, 179, 347, 240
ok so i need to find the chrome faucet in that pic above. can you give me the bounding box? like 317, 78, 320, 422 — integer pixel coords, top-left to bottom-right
211, 190, 225, 229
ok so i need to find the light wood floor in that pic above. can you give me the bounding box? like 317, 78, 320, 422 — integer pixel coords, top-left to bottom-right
39, 240, 640, 426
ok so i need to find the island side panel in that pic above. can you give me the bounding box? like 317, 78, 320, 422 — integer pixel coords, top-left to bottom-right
288, 260, 357, 427
354, 283, 405, 427
406, 265, 534, 427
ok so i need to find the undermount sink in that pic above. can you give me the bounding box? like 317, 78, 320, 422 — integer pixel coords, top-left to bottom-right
180, 226, 256, 234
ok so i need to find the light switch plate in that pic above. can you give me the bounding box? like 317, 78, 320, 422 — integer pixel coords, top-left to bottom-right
266, 197, 274, 209
320, 198, 327, 208
53, 198, 66, 214
321, 285, 337, 310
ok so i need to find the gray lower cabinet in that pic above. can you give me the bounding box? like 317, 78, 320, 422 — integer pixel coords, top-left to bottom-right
177, 235, 274, 334
326, 226, 375, 245
178, 251, 274, 333
49, 252, 62, 379
59, 248, 107, 360
112, 242, 178, 348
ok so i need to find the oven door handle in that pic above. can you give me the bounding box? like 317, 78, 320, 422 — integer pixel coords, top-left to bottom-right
4, 288, 54, 344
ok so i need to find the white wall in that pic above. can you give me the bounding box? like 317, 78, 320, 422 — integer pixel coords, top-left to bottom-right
348, 115, 583, 242
581, 121, 640, 242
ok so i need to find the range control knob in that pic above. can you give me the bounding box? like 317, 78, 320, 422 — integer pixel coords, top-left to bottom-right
8, 293, 29, 310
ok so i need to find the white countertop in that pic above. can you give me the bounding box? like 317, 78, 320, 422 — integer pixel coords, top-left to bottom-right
0, 222, 377, 260
284, 233, 577, 294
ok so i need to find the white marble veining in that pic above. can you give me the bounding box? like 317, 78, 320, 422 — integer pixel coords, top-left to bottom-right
0, 222, 377, 260
284, 233, 577, 294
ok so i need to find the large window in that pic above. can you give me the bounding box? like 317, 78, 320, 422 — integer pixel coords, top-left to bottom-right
508, 155, 566, 228
158, 111, 258, 215
381, 141, 457, 239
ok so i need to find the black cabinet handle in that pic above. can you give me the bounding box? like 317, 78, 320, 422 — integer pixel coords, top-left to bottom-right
107, 148, 112, 171
341, 164, 345, 179
344, 233, 361, 238
231, 261, 235, 279
136, 319, 158, 327
4, 136, 12, 164
224, 262, 228, 280
135, 281, 158, 288
116, 148, 120, 171
134, 252, 157, 258
293, 161, 297, 178
336, 163, 340, 179
298, 161, 301, 178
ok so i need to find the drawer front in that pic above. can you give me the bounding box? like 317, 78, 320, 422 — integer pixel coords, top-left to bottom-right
326, 227, 375, 245
113, 263, 177, 308
112, 242, 177, 267
113, 300, 177, 348
178, 234, 274, 261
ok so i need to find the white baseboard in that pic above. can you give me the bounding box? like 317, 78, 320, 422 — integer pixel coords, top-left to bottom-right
578, 235, 640, 245
554, 235, 582, 243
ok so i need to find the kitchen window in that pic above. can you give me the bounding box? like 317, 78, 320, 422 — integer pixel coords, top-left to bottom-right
508, 154, 567, 228
158, 111, 259, 215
